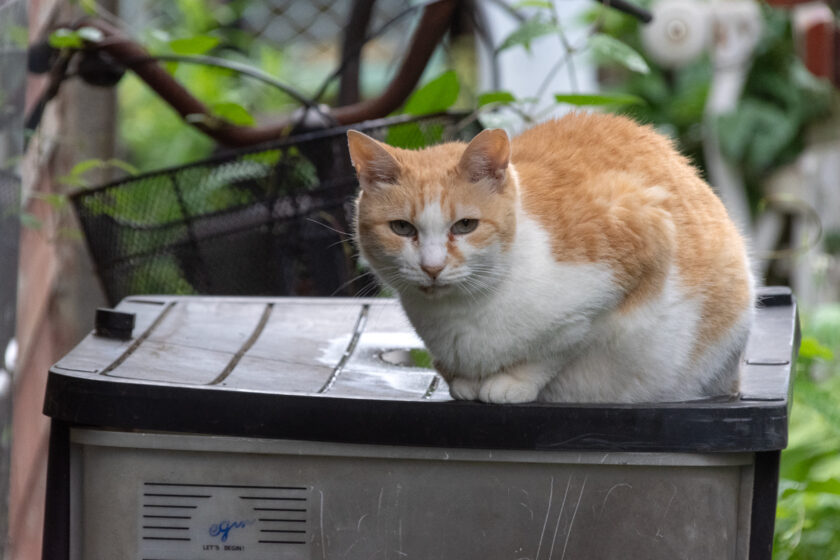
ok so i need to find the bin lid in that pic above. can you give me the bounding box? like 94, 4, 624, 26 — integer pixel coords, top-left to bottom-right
44, 287, 799, 453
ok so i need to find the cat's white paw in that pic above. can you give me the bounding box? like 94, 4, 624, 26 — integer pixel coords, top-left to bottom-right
449, 377, 480, 400
477, 374, 540, 404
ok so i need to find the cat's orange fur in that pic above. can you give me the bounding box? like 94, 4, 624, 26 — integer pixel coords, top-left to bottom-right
349, 112, 754, 403
513, 114, 752, 359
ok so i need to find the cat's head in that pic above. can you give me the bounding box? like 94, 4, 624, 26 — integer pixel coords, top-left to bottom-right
348, 128, 517, 299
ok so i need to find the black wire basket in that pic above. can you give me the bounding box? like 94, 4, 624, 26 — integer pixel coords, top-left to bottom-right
71, 112, 480, 305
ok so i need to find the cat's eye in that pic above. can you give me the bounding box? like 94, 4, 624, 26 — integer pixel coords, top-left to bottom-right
389, 220, 417, 237
451, 218, 479, 235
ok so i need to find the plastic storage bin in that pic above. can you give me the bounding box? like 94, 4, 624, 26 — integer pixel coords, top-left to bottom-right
42, 287, 799, 559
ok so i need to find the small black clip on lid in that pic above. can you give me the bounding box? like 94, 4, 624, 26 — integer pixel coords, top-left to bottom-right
95, 308, 136, 341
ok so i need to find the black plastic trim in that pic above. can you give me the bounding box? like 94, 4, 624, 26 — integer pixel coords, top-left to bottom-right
750, 451, 781, 560
41, 420, 70, 560
44, 372, 789, 453
42, 287, 798, 453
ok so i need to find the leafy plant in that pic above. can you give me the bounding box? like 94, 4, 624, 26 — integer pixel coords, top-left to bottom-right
48, 26, 104, 49
775, 306, 840, 559
554, 92, 644, 106
586, 3, 834, 212
716, 8, 833, 210
582, 3, 711, 171
58, 157, 139, 189
496, 15, 562, 53
115, 1, 302, 171
434, 2, 652, 133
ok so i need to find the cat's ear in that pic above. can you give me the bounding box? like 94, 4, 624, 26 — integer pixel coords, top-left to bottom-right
347, 130, 400, 188
458, 129, 510, 188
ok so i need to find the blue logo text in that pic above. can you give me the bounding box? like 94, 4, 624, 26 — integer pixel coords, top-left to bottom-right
209, 519, 253, 542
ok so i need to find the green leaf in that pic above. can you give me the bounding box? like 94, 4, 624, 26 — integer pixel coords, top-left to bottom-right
799, 337, 834, 361
175, 0, 217, 33
49, 29, 83, 49
47, 26, 102, 48
68, 158, 106, 177
746, 108, 798, 172
80, 0, 98, 15
169, 35, 220, 55
554, 93, 645, 106
386, 123, 444, 150
57, 175, 87, 189
716, 111, 754, 163
409, 348, 433, 369
778, 479, 802, 499
76, 26, 104, 43
589, 33, 650, 74
497, 17, 560, 53
402, 70, 460, 116
106, 159, 140, 176
32, 193, 68, 211
209, 102, 255, 126
803, 479, 840, 496
61, 158, 138, 187
512, 0, 553, 9
478, 91, 517, 107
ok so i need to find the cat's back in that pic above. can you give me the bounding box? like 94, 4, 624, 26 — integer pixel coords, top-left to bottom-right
511, 113, 753, 374
511, 112, 693, 191
509, 113, 748, 278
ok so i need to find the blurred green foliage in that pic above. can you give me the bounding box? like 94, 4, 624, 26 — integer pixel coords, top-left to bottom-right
115, 0, 468, 172
109, 0, 656, 173
775, 306, 840, 559
716, 8, 834, 211
587, 2, 833, 213
117, 1, 284, 170
583, 2, 711, 170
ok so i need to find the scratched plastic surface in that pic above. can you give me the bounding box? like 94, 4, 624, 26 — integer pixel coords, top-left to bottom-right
77, 430, 754, 560
53, 295, 449, 400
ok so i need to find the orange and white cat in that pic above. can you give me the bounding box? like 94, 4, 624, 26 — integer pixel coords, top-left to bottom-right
348, 113, 754, 403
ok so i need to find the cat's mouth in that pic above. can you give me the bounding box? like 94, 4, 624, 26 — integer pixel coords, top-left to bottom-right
418, 284, 452, 297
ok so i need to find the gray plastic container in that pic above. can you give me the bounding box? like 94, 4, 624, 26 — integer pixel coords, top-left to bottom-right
42, 287, 799, 560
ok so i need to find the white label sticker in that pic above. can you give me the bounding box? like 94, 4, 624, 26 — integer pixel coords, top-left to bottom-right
138, 482, 313, 559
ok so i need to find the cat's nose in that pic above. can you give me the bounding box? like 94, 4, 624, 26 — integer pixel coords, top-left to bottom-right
421, 264, 444, 280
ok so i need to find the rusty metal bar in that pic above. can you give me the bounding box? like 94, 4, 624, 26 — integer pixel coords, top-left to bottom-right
77, 0, 457, 147
331, 0, 457, 125
338, 0, 377, 106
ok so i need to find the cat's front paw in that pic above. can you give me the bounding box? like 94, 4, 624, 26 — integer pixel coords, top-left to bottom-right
449, 377, 480, 400
477, 374, 540, 404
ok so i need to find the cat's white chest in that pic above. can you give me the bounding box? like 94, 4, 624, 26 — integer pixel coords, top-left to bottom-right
401, 215, 620, 378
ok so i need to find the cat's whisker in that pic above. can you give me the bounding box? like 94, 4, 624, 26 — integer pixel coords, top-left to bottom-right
326, 237, 355, 250
353, 279, 382, 299
305, 218, 354, 243
330, 271, 375, 297
459, 276, 495, 303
